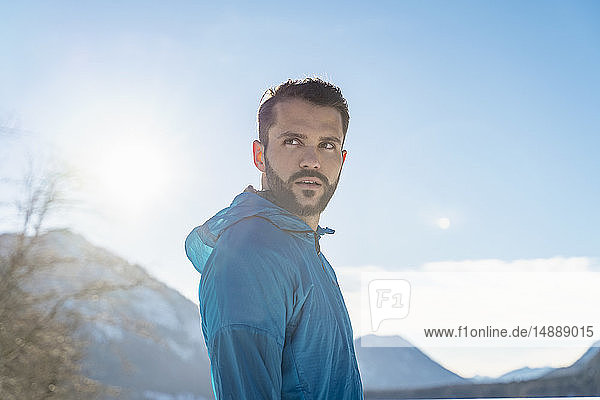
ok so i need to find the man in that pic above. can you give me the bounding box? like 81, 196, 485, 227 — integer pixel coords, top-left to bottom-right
185, 78, 363, 399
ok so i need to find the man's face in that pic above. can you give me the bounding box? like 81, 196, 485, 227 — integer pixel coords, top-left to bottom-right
262, 98, 346, 217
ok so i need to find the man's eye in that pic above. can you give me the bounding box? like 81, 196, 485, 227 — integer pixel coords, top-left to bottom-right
320, 142, 335, 150
284, 138, 301, 145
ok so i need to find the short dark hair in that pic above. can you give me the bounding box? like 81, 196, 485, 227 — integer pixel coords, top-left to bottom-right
257, 78, 349, 148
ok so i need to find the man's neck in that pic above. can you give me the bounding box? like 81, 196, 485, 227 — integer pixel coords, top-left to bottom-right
301, 215, 319, 232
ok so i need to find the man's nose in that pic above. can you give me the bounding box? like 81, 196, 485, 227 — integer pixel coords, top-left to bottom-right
299, 146, 320, 169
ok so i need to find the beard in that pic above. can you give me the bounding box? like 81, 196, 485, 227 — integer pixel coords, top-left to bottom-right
263, 157, 341, 217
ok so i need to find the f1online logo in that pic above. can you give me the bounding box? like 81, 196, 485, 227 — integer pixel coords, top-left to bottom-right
368, 279, 411, 331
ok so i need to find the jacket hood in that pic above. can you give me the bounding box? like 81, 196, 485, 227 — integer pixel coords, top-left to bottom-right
185, 185, 335, 275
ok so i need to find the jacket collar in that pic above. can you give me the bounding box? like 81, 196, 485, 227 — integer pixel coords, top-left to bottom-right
185, 185, 335, 274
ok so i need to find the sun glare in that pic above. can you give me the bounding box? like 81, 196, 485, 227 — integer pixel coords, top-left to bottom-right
83, 135, 171, 218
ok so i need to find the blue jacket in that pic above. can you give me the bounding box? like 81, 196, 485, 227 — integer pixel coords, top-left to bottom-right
185, 187, 363, 399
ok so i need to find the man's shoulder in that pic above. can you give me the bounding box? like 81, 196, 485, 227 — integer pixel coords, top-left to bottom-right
216, 216, 294, 253
206, 216, 300, 283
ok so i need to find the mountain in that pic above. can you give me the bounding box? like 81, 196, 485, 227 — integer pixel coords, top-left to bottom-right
464, 344, 600, 386
364, 342, 600, 398
543, 340, 600, 379
0, 229, 214, 400
468, 366, 554, 384
354, 334, 467, 391
495, 366, 555, 383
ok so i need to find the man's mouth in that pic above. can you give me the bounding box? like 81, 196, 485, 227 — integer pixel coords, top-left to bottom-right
295, 178, 322, 187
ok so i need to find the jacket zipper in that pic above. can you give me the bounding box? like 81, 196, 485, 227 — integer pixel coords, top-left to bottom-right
313, 232, 339, 288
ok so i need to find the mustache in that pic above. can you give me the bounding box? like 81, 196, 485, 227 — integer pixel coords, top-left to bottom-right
287, 170, 330, 186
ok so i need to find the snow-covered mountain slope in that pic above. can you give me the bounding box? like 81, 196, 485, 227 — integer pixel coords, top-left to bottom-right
1, 229, 214, 400
496, 366, 555, 382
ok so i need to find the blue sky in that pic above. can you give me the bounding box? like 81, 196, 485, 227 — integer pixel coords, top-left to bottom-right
1, 1, 599, 377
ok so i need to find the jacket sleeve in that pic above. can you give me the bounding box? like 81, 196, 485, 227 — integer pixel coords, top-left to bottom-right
199, 219, 294, 399
209, 325, 283, 399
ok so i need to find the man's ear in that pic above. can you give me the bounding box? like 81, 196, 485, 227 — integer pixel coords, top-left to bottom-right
253, 140, 266, 173
341, 149, 347, 166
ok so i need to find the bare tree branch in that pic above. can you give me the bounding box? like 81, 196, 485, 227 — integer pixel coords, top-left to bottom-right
0, 147, 147, 399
